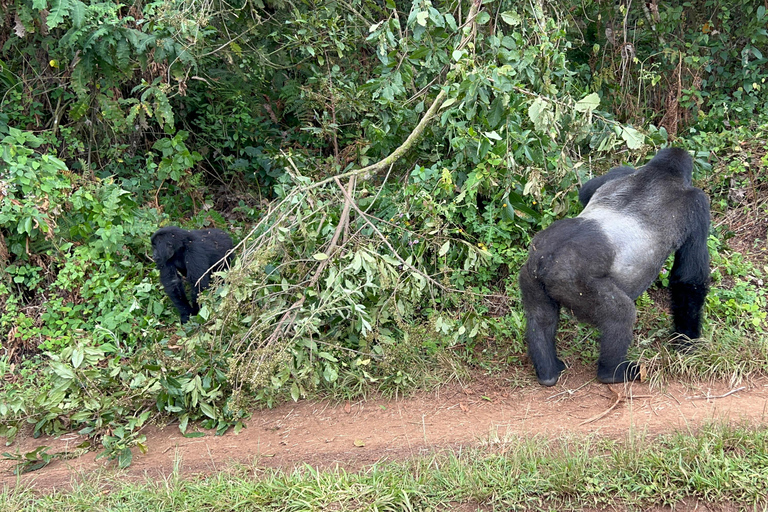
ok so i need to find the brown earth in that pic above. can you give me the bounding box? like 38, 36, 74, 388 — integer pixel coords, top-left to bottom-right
2, 365, 767, 494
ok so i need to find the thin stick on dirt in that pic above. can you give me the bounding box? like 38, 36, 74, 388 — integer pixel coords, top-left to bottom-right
689, 386, 746, 401
579, 386, 623, 426
546, 379, 593, 401
578, 385, 652, 426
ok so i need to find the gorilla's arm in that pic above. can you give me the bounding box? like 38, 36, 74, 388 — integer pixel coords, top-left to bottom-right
579, 166, 637, 206
159, 263, 196, 323
669, 191, 710, 341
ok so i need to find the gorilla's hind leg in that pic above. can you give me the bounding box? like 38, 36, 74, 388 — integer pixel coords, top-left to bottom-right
520, 266, 565, 386
589, 281, 638, 384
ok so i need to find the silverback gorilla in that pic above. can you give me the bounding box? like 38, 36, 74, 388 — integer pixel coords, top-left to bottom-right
519, 148, 710, 386
151, 226, 234, 323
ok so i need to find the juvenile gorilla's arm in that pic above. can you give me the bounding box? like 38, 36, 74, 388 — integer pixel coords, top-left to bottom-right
159, 262, 196, 323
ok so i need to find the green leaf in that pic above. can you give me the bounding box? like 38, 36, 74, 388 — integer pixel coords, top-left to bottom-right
441, 97, 457, 109
574, 92, 600, 113
318, 351, 338, 362
416, 11, 429, 26
71, 0, 86, 28
50, 362, 75, 380
71, 347, 84, 369
527, 98, 546, 124
439, 241, 451, 256
503, 191, 540, 220
476, 11, 491, 24
323, 364, 338, 383
445, 13, 458, 30
621, 127, 644, 149
290, 382, 300, 402
199, 402, 216, 419
500, 11, 521, 26
47, 0, 71, 30
312, 252, 329, 261
117, 447, 133, 469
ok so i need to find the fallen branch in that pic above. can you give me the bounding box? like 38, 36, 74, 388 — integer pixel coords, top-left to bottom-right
309, 88, 448, 190
260, 175, 356, 349
333, 177, 509, 302
689, 386, 746, 401
307, 0, 482, 189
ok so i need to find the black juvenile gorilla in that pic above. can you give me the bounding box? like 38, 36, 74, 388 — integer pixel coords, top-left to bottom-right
151, 226, 234, 323
519, 148, 710, 386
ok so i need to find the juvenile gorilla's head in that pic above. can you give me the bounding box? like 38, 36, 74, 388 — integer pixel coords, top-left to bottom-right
151, 227, 186, 265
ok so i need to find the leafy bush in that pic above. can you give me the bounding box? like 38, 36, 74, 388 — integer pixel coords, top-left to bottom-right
567, 0, 768, 132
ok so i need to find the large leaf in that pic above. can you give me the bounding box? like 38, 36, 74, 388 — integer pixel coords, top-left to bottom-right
621, 127, 644, 149
574, 93, 600, 113
502, 191, 540, 221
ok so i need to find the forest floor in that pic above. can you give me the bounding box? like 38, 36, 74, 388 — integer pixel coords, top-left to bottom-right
2, 365, 766, 493
3, 190, 767, 510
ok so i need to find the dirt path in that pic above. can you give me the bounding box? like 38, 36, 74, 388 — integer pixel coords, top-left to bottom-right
3, 368, 768, 491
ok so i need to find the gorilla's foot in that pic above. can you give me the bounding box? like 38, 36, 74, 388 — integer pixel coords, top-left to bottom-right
670, 335, 696, 353
596, 361, 639, 384
537, 358, 567, 387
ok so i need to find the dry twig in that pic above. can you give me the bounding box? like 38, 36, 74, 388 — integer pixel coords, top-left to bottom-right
579, 384, 652, 426
689, 386, 746, 401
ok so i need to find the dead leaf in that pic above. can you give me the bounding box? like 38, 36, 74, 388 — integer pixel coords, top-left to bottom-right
353, 439, 365, 447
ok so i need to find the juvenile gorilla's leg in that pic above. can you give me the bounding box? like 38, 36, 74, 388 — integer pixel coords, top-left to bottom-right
520, 266, 565, 386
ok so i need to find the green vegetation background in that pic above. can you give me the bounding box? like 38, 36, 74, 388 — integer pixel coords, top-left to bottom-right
1, 0, 767, 475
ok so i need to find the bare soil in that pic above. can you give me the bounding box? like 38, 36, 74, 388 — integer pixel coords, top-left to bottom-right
3, 365, 767, 493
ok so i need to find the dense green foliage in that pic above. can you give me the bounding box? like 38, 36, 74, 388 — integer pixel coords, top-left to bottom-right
1, 0, 767, 465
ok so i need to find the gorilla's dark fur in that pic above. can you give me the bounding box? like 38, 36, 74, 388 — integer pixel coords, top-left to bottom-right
151, 226, 234, 323
519, 148, 710, 386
